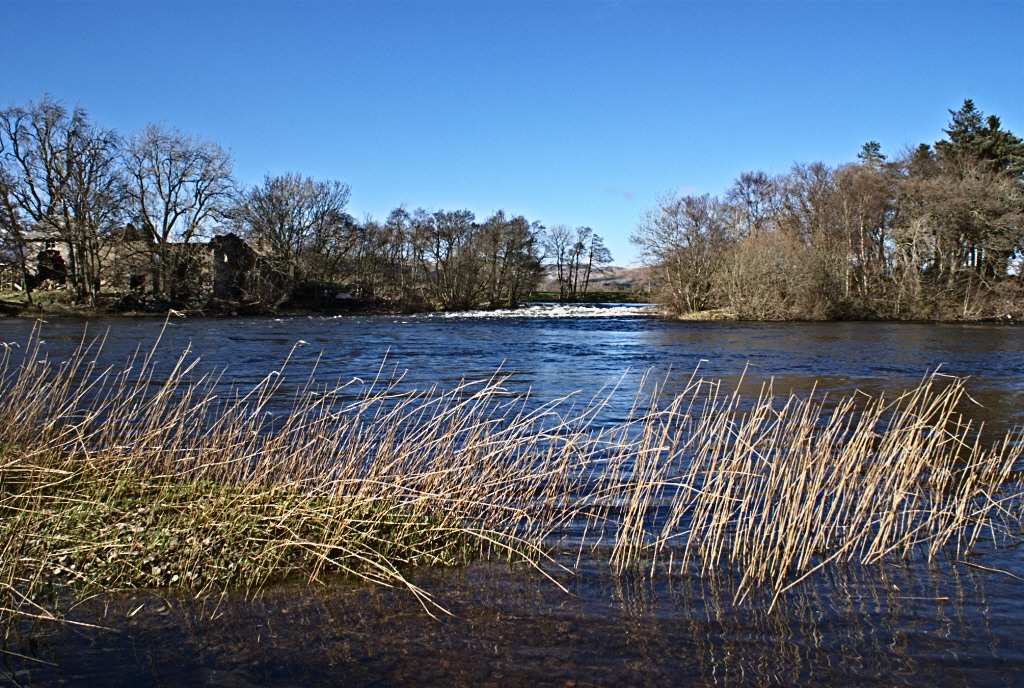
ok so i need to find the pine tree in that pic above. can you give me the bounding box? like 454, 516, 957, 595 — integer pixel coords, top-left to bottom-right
936, 99, 1024, 179
857, 141, 886, 169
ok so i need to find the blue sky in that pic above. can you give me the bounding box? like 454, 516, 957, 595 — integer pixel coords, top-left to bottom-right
2, 0, 1022, 265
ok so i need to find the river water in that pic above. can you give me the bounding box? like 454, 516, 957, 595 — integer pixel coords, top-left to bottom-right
5, 305, 1024, 427
3, 306, 1024, 686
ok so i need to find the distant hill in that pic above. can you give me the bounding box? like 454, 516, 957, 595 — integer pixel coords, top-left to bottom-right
586, 265, 650, 292
540, 266, 651, 293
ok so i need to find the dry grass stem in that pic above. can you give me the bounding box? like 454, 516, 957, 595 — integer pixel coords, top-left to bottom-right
1, 324, 1022, 627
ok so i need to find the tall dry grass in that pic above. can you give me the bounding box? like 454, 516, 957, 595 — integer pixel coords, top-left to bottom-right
1, 323, 1021, 626
599, 372, 1024, 608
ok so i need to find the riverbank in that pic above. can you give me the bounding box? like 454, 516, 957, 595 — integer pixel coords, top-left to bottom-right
0, 289, 649, 319
5, 287, 1022, 323
4, 290, 1019, 323
671, 308, 1021, 324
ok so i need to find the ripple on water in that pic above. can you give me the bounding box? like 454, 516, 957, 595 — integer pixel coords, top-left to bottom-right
6, 556, 1024, 687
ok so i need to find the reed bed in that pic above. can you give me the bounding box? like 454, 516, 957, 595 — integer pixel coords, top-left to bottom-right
1, 324, 1022, 626
596, 373, 1024, 607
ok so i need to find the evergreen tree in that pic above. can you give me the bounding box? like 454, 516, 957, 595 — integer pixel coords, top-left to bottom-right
936, 99, 1024, 179
940, 99, 985, 151
857, 141, 886, 169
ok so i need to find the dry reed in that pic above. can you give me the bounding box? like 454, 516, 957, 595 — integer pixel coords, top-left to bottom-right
1, 323, 1021, 627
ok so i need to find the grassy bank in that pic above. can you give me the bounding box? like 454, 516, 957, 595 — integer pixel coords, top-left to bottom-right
2, 325, 1022, 629
0, 328, 573, 622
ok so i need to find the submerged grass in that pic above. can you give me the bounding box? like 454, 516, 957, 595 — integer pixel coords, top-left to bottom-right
1, 322, 1022, 627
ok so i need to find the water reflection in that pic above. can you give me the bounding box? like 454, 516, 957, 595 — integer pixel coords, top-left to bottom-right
5, 556, 1023, 687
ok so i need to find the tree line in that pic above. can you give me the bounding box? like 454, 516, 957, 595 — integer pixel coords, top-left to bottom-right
0, 95, 613, 313
632, 100, 1024, 320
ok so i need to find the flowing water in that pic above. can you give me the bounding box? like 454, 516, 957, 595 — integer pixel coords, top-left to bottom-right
3, 307, 1024, 686
5, 306, 1024, 427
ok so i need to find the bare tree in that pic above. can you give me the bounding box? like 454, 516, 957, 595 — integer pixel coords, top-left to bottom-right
61, 119, 125, 304
350, 216, 397, 300
124, 124, 234, 303
725, 170, 777, 240
565, 226, 595, 298
714, 231, 820, 320
0, 96, 125, 305
541, 225, 612, 301
775, 162, 848, 312
383, 206, 430, 306
632, 193, 731, 314
0, 162, 34, 302
542, 224, 574, 300
830, 160, 896, 309
891, 154, 1024, 317
0, 98, 76, 304
410, 209, 479, 309
232, 172, 353, 306
579, 232, 613, 297
477, 210, 544, 308
0, 142, 22, 292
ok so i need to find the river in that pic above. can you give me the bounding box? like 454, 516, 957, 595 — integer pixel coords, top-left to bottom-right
5, 305, 1024, 427
2, 307, 1024, 686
